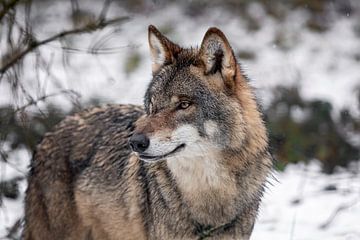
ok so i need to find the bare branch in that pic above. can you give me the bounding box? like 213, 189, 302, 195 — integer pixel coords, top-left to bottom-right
319, 197, 360, 229
0, 0, 20, 21
0, 16, 129, 76
98, 0, 112, 21
14, 89, 80, 113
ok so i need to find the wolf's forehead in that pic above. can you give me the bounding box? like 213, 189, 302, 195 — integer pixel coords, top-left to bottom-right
150, 68, 174, 92
150, 67, 198, 98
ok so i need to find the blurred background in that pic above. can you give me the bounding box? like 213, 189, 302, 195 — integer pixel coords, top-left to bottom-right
0, 0, 359, 239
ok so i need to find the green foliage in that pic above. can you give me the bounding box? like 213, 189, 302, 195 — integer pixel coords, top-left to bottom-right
124, 51, 141, 75
0, 177, 21, 202
237, 50, 256, 60
71, 9, 96, 28
266, 86, 360, 174
0, 98, 106, 158
0, 105, 66, 152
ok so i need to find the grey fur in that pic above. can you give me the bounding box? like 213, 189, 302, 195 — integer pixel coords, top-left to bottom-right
23, 26, 272, 240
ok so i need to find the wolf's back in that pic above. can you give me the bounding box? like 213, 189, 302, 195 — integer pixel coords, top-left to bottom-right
23, 104, 144, 240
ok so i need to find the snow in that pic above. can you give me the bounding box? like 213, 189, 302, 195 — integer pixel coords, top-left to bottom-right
0, 181, 26, 239
253, 162, 360, 240
1, 1, 360, 239
0, 149, 29, 239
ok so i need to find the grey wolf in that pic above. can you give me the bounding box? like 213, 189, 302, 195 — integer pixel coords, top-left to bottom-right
23, 25, 272, 240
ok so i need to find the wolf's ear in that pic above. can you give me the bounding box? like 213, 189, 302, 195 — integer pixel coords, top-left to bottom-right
199, 28, 237, 89
148, 25, 181, 74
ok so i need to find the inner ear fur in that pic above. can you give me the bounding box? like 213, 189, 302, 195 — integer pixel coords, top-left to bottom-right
199, 27, 237, 90
148, 25, 181, 74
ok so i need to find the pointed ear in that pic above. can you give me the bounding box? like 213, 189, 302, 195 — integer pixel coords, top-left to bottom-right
148, 25, 181, 74
199, 28, 237, 89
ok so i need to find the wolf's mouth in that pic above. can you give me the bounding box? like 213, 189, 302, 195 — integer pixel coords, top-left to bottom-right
139, 144, 186, 161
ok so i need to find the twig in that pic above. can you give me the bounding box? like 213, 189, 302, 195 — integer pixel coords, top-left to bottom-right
14, 89, 80, 113
98, 0, 112, 21
0, 16, 129, 75
0, 150, 9, 163
0, 0, 20, 21
319, 197, 359, 229
55, 44, 137, 54
289, 211, 297, 240
5, 218, 23, 240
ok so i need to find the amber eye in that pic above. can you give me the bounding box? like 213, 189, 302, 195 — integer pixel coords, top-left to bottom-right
178, 101, 191, 110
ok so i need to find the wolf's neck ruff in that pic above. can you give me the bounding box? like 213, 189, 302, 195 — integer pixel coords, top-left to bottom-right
166, 150, 239, 225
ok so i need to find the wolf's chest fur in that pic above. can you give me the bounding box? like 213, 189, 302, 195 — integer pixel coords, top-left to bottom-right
166, 144, 240, 222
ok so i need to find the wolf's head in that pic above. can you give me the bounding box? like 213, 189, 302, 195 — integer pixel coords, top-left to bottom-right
129, 25, 267, 162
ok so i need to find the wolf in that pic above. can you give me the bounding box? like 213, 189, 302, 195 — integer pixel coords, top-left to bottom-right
23, 25, 272, 240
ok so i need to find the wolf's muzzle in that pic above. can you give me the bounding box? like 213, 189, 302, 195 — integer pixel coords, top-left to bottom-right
129, 133, 150, 153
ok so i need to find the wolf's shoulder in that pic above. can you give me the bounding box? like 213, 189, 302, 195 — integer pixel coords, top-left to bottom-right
64, 103, 144, 127
50, 104, 144, 136
34, 104, 144, 165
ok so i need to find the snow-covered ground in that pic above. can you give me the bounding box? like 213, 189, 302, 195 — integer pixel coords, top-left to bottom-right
0, 1, 359, 239
253, 162, 360, 240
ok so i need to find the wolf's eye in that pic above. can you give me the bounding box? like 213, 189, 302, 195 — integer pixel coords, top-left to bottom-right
178, 101, 191, 110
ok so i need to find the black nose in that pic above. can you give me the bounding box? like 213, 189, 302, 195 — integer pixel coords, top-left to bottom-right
129, 133, 150, 153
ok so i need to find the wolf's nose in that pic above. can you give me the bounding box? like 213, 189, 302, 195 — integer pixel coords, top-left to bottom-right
129, 133, 150, 153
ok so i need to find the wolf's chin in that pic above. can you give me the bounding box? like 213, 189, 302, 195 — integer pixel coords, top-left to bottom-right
138, 144, 186, 162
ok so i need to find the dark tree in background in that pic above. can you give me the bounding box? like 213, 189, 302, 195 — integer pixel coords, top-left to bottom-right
266, 86, 360, 174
